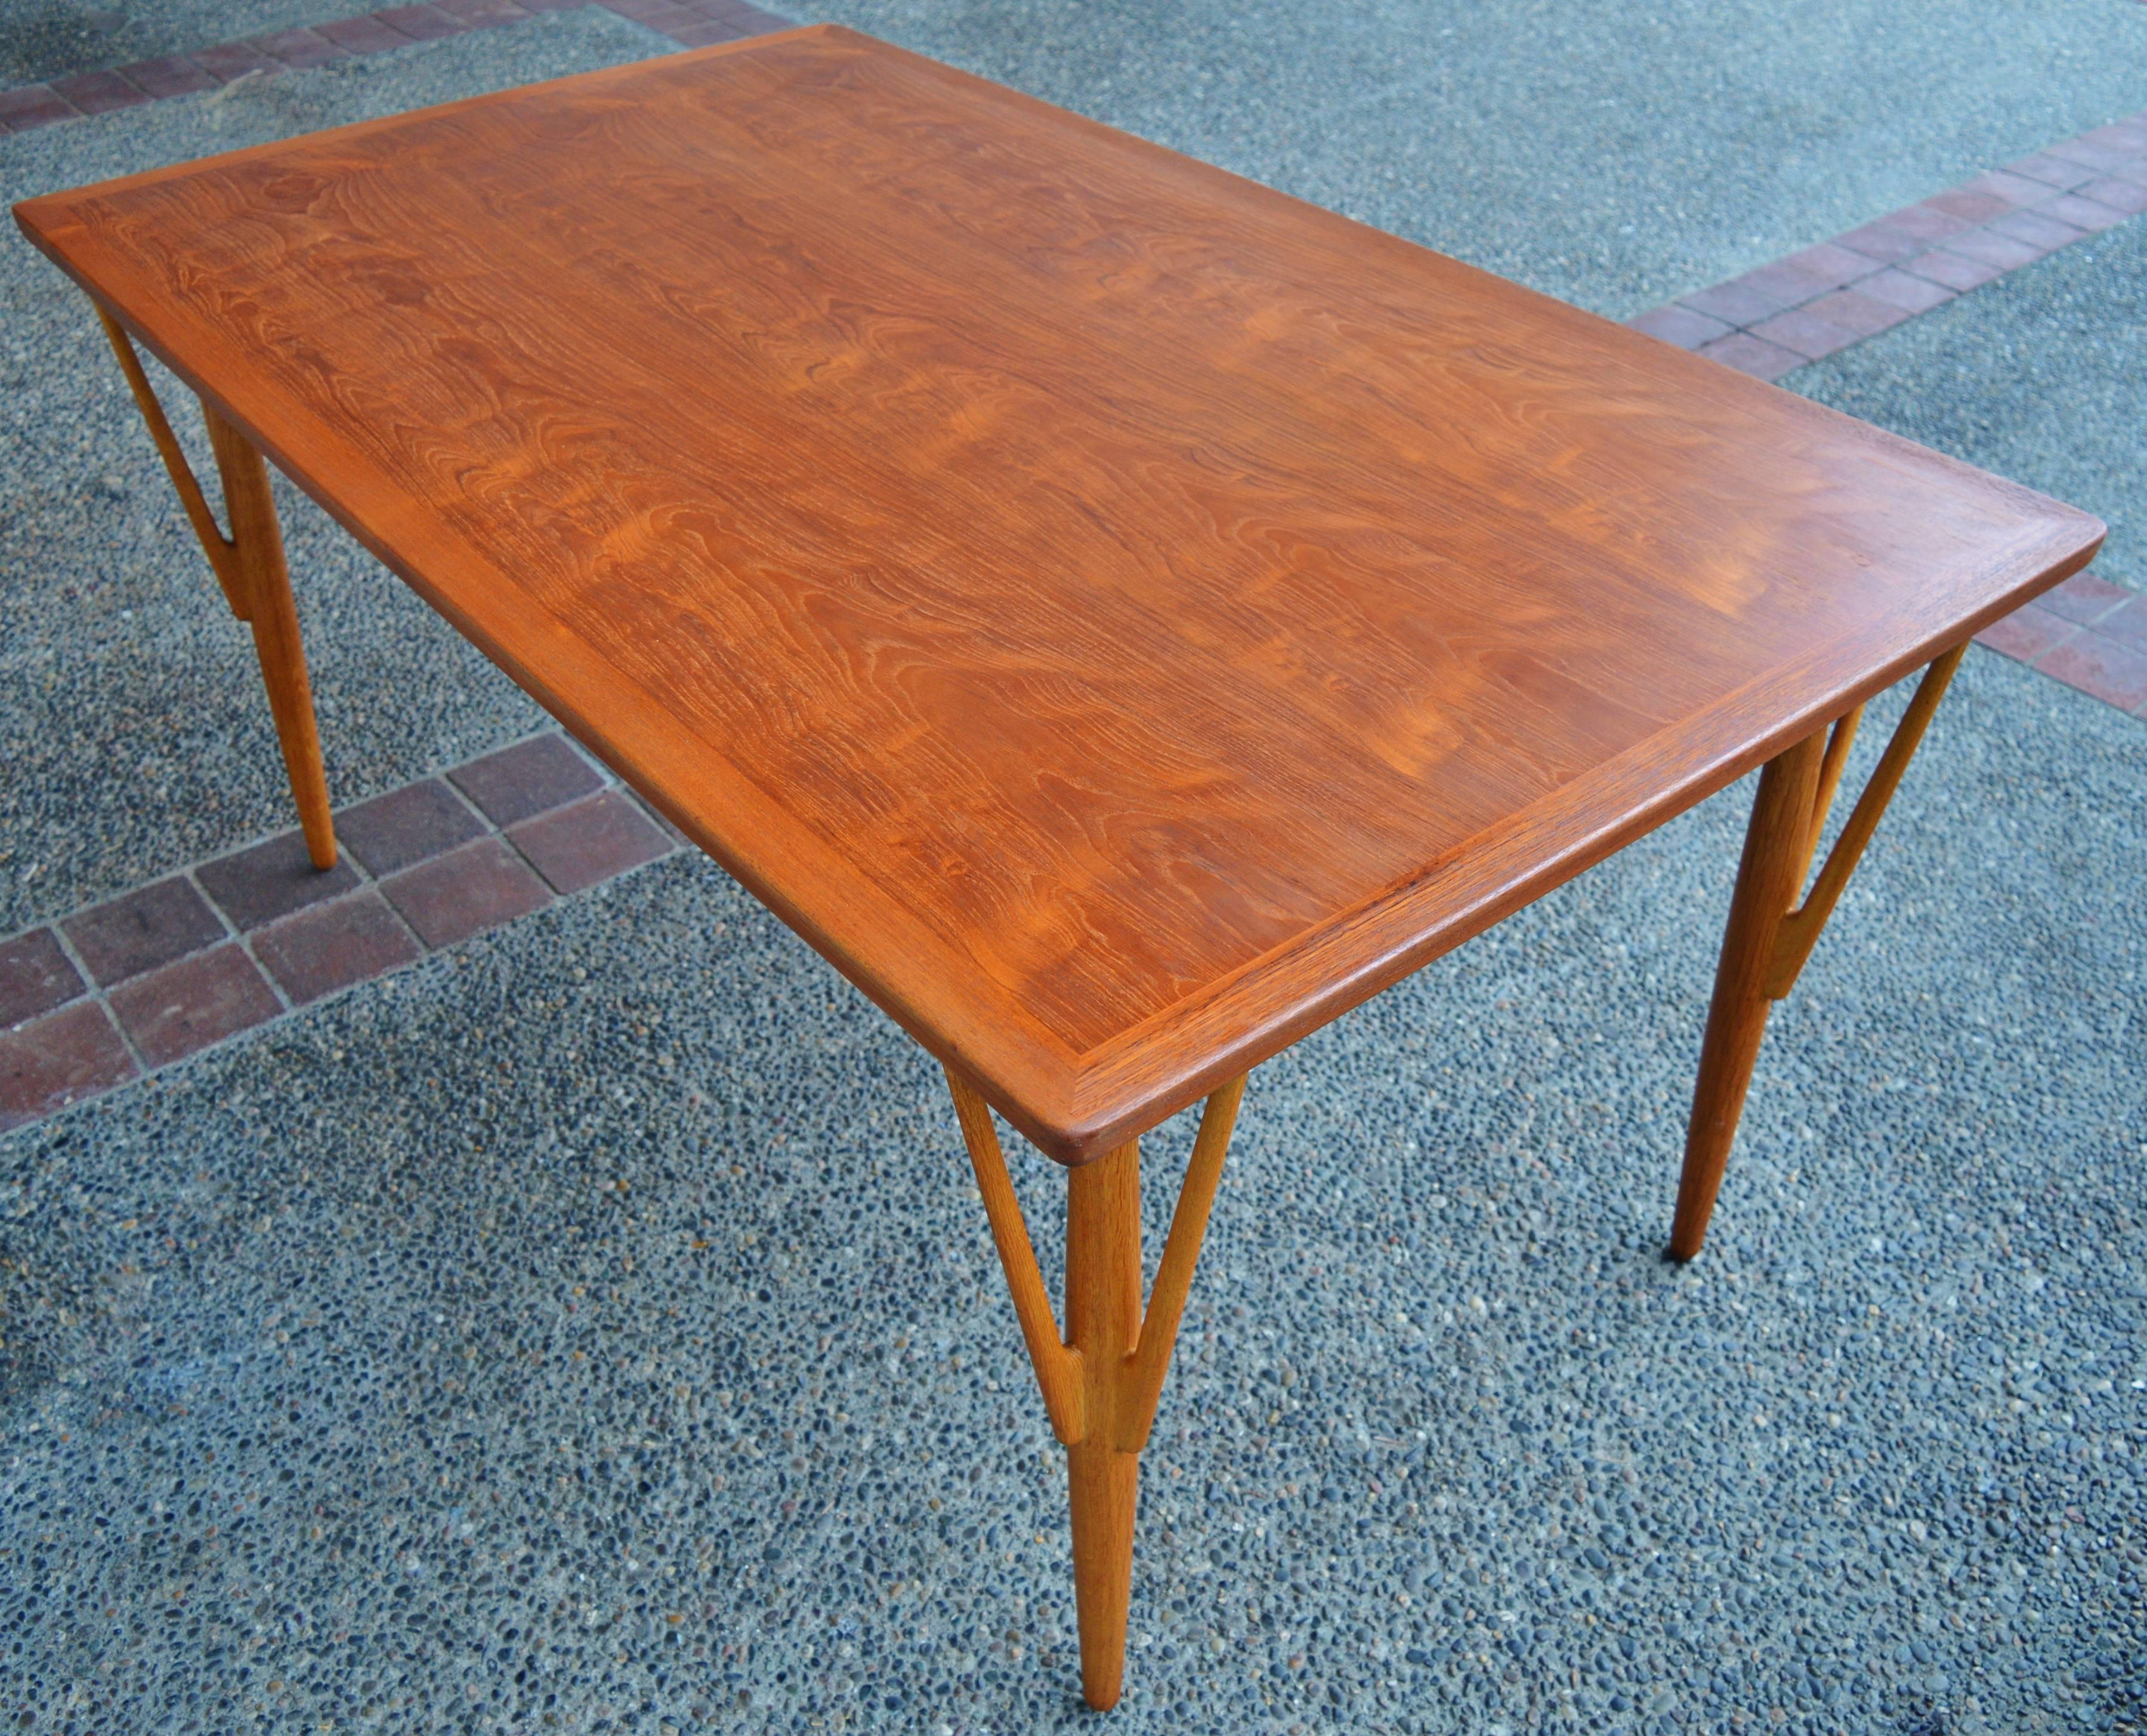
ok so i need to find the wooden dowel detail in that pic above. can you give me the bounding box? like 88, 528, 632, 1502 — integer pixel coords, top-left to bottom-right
946, 1067, 1082, 1442
202, 405, 337, 869
94, 307, 249, 620
1768, 647, 1965, 1000
946, 1067, 1247, 1710
1796, 703, 1862, 890
1120, 1073, 1244, 1451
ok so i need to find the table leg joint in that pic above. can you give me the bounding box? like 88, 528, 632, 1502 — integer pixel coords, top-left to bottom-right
1765, 645, 1966, 1000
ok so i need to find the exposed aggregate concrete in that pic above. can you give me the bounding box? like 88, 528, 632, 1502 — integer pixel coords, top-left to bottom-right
3, 650, 2142, 1732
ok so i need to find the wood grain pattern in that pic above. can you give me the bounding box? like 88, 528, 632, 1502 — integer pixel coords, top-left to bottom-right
14, 26, 2103, 1159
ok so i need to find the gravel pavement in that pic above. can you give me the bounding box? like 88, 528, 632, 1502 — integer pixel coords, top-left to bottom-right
3, 646, 2142, 1733
0, 0, 467, 85
796, 0, 2147, 316
0, 9, 671, 935
1794, 217, 2147, 592
2, 4, 2143, 1733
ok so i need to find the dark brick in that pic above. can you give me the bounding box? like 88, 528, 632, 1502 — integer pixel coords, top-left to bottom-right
1845, 269, 1954, 316
1936, 228, 2044, 271
2093, 595, 2147, 653
2039, 137, 2136, 174
2075, 175, 2147, 217
670, 18, 750, 45
2001, 152, 2096, 191
49, 69, 150, 115
2038, 571, 2133, 626
1899, 249, 2003, 293
1828, 223, 1925, 266
0, 85, 79, 129
253, 892, 422, 1005
2035, 193, 2128, 234
1882, 202, 1973, 242
0, 1002, 137, 1131
118, 55, 217, 98
1723, 258, 1836, 308
192, 40, 278, 81
0, 929, 84, 1030
63, 878, 225, 986
1797, 288, 1914, 338
1776, 242, 1882, 291
196, 832, 362, 931
509, 790, 673, 895
252, 27, 345, 66
1694, 332, 1804, 382
381, 838, 551, 949
109, 945, 282, 1069
434, 0, 528, 20
336, 778, 485, 876
2039, 634, 2147, 715
1676, 283, 1784, 326
1744, 307, 1862, 363
316, 13, 412, 51
1973, 604, 2073, 663
375, 5, 469, 41
449, 734, 602, 826
1961, 169, 2061, 209
712, 0, 792, 29
1919, 188, 2013, 224
1624, 305, 1734, 349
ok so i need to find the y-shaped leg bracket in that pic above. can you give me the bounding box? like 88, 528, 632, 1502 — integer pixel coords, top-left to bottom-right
96, 307, 337, 869
1670, 644, 1966, 1259
948, 1067, 1246, 1710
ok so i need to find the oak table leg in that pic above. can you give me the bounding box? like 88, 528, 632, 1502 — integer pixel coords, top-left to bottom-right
949, 1068, 1244, 1710
1670, 645, 1966, 1259
94, 307, 337, 868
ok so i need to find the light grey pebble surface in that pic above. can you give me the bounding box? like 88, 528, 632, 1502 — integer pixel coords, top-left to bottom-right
0, 9, 673, 936
2, 645, 2142, 1732
1792, 215, 2147, 592
795, 0, 2147, 317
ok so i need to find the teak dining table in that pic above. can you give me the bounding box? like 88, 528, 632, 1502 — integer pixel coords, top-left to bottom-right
16, 25, 2105, 1710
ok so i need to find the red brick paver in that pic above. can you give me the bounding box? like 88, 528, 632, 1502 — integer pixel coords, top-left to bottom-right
510, 790, 671, 894
0, 723, 695, 1134
450, 734, 603, 826
0, 1002, 137, 1130
109, 944, 283, 1068
335, 779, 486, 877
254, 892, 424, 1005
381, 836, 554, 948
0, 929, 84, 1030
62, 878, 226, 987
196, 832, 363, 931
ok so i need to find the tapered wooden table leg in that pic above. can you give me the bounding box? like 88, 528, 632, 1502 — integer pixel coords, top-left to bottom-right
947, 1068, 1244, 1710
94, 307, 336, 868
1670, 731, 1824, 1260
1670, 647, 1966, 1259
203, 406, 337, 869
1065, 1141, 1142, 1709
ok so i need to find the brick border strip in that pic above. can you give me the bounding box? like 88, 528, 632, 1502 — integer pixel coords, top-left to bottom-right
1621, 107, 2147, 712
0, 0, 790, 131
0, 730, 691, 1131
1623, 113, 2147, 378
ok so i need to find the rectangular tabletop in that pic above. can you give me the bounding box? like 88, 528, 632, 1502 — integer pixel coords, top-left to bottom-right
15, 27, 2103, 1160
